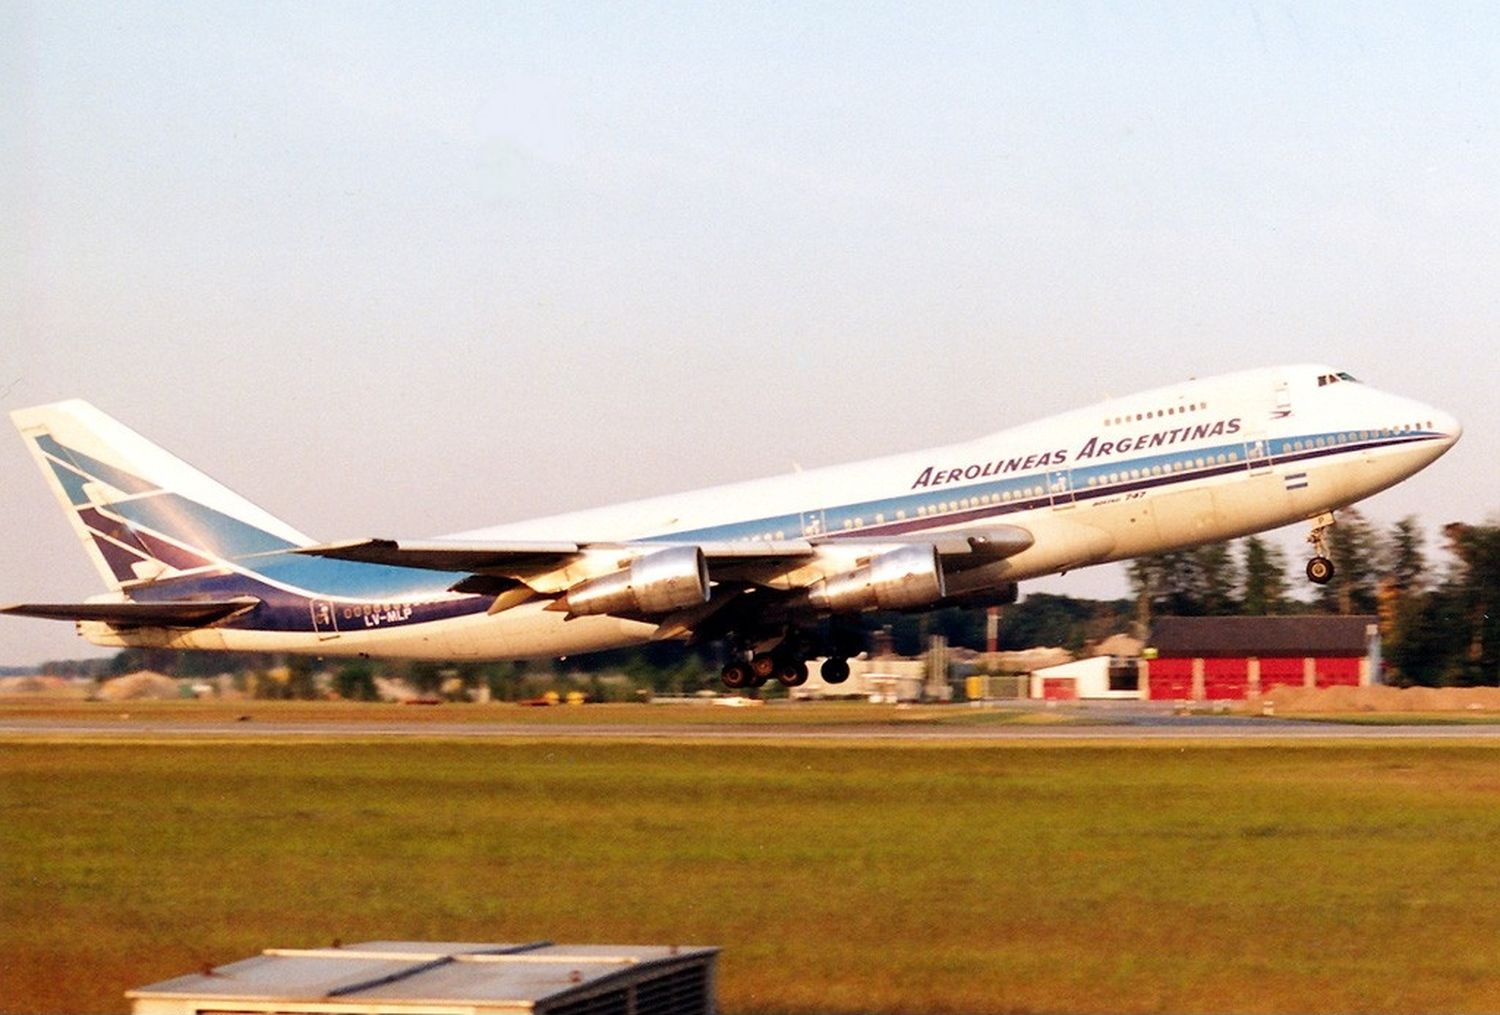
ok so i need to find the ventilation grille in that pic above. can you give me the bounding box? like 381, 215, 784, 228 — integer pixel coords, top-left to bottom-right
543, 962, 710, 1015
548, 986, 629, 1015
635, 963, 710, 1015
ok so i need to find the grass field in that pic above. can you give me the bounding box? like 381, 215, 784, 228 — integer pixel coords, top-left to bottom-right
4, 734, 1500, 1014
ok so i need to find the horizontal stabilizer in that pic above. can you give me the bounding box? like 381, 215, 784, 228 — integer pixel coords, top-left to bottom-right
1, 597, 260, 627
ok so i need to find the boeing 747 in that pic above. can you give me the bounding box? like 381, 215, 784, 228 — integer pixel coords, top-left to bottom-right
3, 365, 1461, 687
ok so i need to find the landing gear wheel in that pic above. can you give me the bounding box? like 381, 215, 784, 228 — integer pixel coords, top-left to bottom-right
750, 653, 778, 681
820, 657, 851, 684
720, 661, 750, 689
776, 659, 809, 688
1305, 511, 1337, 586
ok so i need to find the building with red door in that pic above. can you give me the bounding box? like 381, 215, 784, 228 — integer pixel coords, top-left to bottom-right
1029, 655, 1142, 700
1142, 616, 1380, 701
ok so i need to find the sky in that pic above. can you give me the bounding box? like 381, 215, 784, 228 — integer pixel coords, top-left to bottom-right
2, 2, 1495, 666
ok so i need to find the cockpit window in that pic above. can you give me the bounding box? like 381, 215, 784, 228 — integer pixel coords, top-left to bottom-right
1317, 371, 1362, 387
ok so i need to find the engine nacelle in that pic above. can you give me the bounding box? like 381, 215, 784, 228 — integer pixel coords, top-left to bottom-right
809, 544, 947, 613
564, 546, 710, 616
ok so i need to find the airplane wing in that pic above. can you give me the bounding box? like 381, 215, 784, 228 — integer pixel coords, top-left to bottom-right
299, 538, 585, 575
297, 526, 1032, 578
297, 526, 1033, 597
1, 597, 261, 627
296, 529, 1033, 641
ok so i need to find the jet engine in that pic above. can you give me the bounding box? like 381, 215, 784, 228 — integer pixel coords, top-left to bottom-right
562, 546, 710, 616
809, 544, 946, 612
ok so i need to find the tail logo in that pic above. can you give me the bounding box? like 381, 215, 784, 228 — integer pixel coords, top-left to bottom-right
32, 432, 243, 584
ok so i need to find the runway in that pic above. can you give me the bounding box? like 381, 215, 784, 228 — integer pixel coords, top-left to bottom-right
4, 715, 1500, 741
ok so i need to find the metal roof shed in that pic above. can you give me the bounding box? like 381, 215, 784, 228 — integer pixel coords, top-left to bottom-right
1145, 615, 1381, 700
127, 941, 717, 1015
1149, 615, 1378, 657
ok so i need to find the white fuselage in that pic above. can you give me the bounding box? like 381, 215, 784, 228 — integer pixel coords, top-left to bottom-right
456, 363, 1457, 586
91, 364, 1460, 660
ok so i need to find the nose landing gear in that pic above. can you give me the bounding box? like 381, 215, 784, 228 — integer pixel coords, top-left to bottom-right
1306, 555, 1335, 585
1305, 511, 1337, 586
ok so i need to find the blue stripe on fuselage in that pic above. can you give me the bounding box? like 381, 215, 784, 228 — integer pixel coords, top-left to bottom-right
656, 429, 1444, 544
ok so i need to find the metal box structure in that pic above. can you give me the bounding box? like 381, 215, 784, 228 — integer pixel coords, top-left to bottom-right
127, 940, 717, 1015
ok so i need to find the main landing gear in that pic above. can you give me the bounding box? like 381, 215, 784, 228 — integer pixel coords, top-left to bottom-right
718, 629, 855, 689
719, 636, 808, 689
719, 658, 752, 689
1305, 511, 1337, 586
719, 649, 809, 689
820, 657, 851, 684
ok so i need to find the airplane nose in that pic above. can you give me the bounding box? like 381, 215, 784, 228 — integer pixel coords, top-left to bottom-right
1431, 408, 1463, 445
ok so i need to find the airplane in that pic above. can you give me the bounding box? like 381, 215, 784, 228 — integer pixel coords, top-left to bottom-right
3, 364, 1461, 688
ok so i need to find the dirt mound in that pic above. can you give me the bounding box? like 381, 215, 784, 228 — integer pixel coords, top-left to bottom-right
1092, 633, 1144, 658
96, 671, 181, 701
983, 648, 1073, 673
0, 675, 83, 698
1261, 684, 1500, 713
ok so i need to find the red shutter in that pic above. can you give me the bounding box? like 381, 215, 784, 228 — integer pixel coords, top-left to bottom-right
1204, 657, 1250, 699
1148, 659, 1194, 700
1259, 657, 1305, 691
1315, 657, 1362, 687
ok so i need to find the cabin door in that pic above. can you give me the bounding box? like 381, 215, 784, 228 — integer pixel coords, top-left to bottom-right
1244, 430, 1273, 474
310, 599, 341, 641
800, 506, 827, 538
1049, 468, 1077, 510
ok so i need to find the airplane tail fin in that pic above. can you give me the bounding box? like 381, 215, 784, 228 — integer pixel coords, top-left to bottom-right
10, 400, 313, 591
